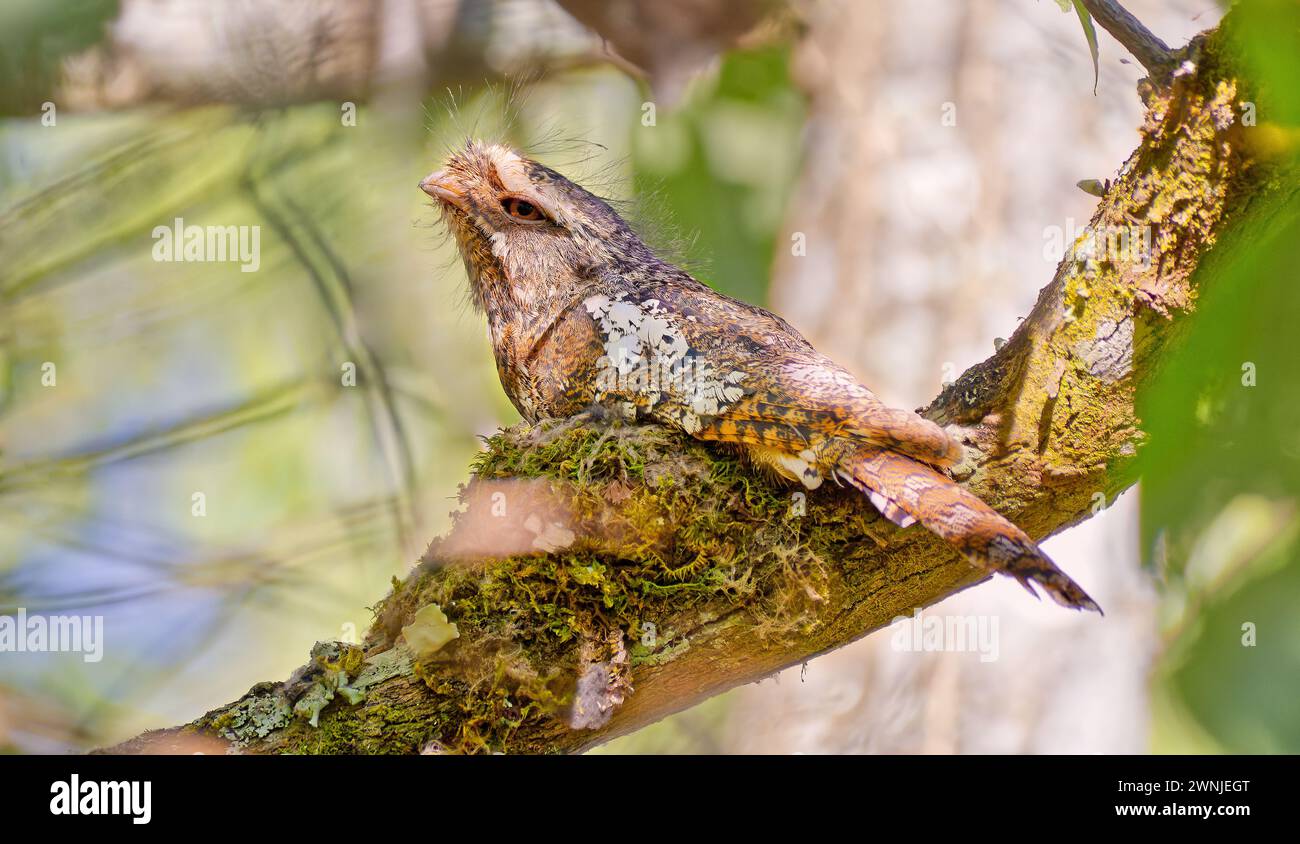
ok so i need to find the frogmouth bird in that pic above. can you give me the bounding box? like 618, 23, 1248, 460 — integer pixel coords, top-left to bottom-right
421, 141, 1099, 613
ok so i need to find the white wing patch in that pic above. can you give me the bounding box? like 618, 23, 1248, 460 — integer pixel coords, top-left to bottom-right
837, 469, 918, 528
776, 449, 824, 490
868, 490, 917, 527
583, 293, 746, 432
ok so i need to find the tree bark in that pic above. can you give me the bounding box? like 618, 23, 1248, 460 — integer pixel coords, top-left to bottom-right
105, 10, 1293, 755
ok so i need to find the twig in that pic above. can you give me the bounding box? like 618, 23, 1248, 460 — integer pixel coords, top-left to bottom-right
1080, 0, 1176, 75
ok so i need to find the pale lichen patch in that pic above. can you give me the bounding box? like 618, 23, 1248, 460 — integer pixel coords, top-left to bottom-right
1076, 317, 1134, 382
211, 689, 293, 747
402, 603, 460, 657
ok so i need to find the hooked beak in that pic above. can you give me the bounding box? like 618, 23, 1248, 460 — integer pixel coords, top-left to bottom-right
419, 170, 464, 204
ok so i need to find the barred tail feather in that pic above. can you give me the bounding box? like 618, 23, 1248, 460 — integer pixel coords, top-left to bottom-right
838, 447, 1101, 613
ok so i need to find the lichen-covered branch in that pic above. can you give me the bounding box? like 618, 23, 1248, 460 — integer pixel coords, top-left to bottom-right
105, 14, 1295, 755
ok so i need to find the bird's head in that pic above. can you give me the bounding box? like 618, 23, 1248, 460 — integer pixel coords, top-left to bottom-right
421, 141, 653, 313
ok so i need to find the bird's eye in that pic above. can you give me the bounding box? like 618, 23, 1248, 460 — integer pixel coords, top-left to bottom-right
501, 196, 547, 223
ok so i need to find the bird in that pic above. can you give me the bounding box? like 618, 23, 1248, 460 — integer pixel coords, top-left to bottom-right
420, 139, 1100, 613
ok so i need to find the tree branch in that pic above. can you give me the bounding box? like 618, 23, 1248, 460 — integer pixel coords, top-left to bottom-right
105, 13, 1293, 755
1080, 0, 1176, 76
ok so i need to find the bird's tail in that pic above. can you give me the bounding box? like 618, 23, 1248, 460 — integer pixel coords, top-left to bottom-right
837, 445, 1101, 613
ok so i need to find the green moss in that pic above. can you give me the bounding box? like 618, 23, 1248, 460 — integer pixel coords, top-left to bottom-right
338, 418, 850, 753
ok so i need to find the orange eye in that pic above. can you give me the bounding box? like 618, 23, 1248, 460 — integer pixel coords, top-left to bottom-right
501, 196, 546, 223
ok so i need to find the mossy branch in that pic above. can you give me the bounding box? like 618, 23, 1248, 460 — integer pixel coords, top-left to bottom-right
104, 14, 1296, 755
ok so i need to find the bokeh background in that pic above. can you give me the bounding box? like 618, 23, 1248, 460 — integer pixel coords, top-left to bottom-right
1, 0, 1296, 754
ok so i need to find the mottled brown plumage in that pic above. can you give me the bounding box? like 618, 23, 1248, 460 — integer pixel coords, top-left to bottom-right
422, 140, 1100, 613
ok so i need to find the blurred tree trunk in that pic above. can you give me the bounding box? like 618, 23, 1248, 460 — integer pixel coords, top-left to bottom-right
727, 0, 1216, 754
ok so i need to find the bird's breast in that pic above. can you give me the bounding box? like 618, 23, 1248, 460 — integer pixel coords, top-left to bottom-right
500, 301, 606, 420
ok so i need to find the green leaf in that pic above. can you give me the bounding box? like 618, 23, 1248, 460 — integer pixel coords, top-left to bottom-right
1069, 0, 1101, 93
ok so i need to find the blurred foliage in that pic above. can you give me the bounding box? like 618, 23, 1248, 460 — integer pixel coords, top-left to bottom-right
1231, 0, 1300, 127
0, 10, 803, 748
0, 0, 119, 114
631, 46, 803, 304
1141, 0, 1300, 753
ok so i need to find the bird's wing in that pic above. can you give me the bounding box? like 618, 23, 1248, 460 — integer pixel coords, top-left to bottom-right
581, 281, 962, 467
578, 281, 1099, 613
693, 359, 964, 469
